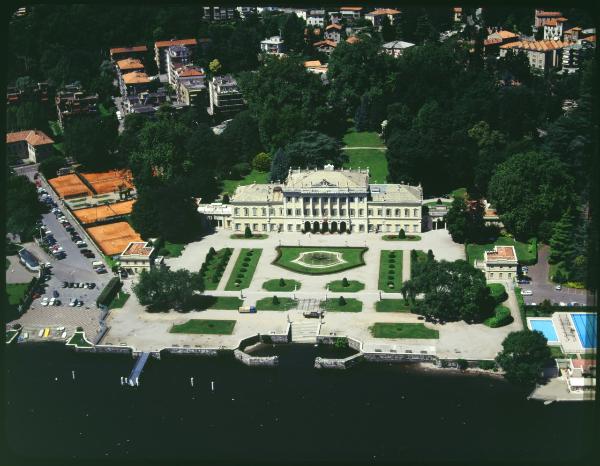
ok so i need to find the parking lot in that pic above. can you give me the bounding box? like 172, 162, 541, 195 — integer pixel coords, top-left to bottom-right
520, 245, 589, 306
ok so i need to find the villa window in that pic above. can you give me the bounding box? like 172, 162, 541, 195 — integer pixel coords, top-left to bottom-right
244, 208, 249, 216
341, 209, 346, 216
359, 209, 364, 217
404, 208, 409, 217
269, 208, 275, 215
313, 209, 318, 216
377, 209, 382, 216
279, 208, 283, 215
323, 209, 328, 216
304, 209, 310, 216
368, 209, 373, 216
286, 196, 291, 202
413, 208, 418, 217
395, 208, 400, 216
368, 224, 373, 232
287, 224, 292, 231
262, 208, 267, 216
234, 208, 239, 215
350, 209, 355, 216
262, 224, 267, 231
359, 225, 365, 232
359, 197, 364, 202
295, 209, 301, 215
287, 209, 292, 216
332, 209, 337, 216
386, 209, 391, 217
296, 224, 301, 231
395, 225, 400, 232
253, 223, 258, 231
252, 208, 257, 216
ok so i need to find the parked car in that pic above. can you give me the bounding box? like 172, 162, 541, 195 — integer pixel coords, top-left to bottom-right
41, 298, 49, 306
521, 290, 533, 296
120, 269, 128, 278
52, 290, 59, 298
77, 242, 87, 248
54, 299, 61, 306
303, 311, 323, 318
555, 284, 562, 290
62, 281, 68, 288
88, 283, 96, 289
68, 282, 75, 288
69, 298, 77, 307
49, 298, 56, 305
77, 300, 83, 307
96, 267, 107, 274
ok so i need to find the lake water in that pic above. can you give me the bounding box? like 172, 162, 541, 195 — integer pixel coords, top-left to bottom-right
4, 343, 594, 463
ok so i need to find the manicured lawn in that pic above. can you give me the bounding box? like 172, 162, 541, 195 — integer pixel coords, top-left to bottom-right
67, 332, 92, 347
201, 248, 233, 291
170, 319, 236, 335
321, 298, 363, 312
376, 299, 412, 312
423, 200, 452, 207
103, 255, 118, 270
225, 248, 262, 290
382, 235, 421, 241
326, 280, 365, 292
190, 295, 243, 311
378, 250, 403, 292
450, 187, 467, 199
163, 241, 186, 257
488, 283, 508, 303
343, 148, 388, 183
274, 246, 367, 275
369, 323, 439, 339
108, 291, 130, 309
255, 297, 298, 311
6, 283, 29, 305
230, 234, 268, 240
343, 129, 385, 147
550, 346, 565, 358
262, 279, 301, 292
466, 236, 537, 266
221, 169, 269, 195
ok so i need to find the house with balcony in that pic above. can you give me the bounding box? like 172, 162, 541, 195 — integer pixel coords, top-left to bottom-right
166, 45, 193, 86
154, 38, 197, 73
207, 75, 246, 120
260, 36, 286, 55
499, 40, 574, 72
325, 23, 343, 43
476, 245, 518, 281
307, 10, 325, 27
314, 39, 338, 55
365, 8, 401, 28
109, 45, 148, 62
340, 6, 363, 22
121, 71, 151, 96
381, 40, 415, 58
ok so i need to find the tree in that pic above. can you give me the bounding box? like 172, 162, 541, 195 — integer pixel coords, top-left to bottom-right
221, 111, 263, 167
380, 15, 396, 42
279, 278, 286, 287
133, 267, 203, 311
38, 154, 67, 179
244, 225, 252, 238
467, 121, 507, 195
495, 330, 551, 387
281, 13, 305, 52
63, 115, 118, 170
252, 152, 272, 172
6, 169, 46, 240
272, 295, 280, 305
398, 228, 406, 239
342, 277, 349, 287
355, 87, 387, 132
446, 197, 468, 243
283, 131, 345, 169
487, 152, 575, 241
209, 58, 222, 74
269, 148, 289, 183
549, 208, 577, 265
456, 359, 469, 370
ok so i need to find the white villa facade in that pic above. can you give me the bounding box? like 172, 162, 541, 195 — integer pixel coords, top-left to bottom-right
215, 165, 423, 234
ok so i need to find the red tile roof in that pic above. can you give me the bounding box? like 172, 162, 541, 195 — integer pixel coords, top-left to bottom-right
116, 58, 144, 71
314, 39, 338, 48
346, 36, 360, 44
177, 68, 205, 78
571, 359, 596, 370
500, 40, 573, 51
110, 45, 148, 55
367, 8, 401, 16
6, 130, 54, 145
485, 246, 517, 262
326, 23, 342, 30
122, 71, 150, 84
340, 6, 363, 11
155, 38, 197, 49
536, 11, 563, 18
121, 241, 153, 257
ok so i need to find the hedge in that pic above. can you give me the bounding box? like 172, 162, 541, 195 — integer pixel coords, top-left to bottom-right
484, 305, 513, 328
96, 277, 122, 307
514, 286, 526, 327
19, 276, 40, 313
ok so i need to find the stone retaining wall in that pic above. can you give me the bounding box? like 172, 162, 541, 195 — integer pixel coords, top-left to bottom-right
364, 352, 437, 363
74, 345, 132, 355
164, 347, 221, 357
314, 353, 363, 369
234, 349, 278, 367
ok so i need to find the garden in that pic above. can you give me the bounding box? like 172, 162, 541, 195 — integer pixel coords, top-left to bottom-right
378, 250, 403, 292
170, 319, 236, 335
466, 236, 537, 266
225, 248, 262, 290
326, 278, 364, 292
255, 296, 298, 311
376, 299, 412, 313
274, 246, 367, 275
321, 296, 363, 312
200, 247, 233, 291
262, 278, 301, 292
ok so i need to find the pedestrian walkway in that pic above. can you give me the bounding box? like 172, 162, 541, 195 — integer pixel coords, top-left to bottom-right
291, 319, 320, 343
402, 251, 410, 282
217, 248, 240, 291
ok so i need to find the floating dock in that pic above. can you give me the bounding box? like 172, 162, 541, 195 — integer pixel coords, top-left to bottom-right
128, 352, 150, 386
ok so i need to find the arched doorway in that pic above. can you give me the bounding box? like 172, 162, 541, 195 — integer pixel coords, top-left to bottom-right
322, 221, 329, 233
313, 221, 320, 233
304, 221, 311, 233
330, 221, 338, 233
340, 221, 347, 233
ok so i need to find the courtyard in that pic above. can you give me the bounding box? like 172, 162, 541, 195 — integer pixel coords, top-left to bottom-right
98, 228, 522, 359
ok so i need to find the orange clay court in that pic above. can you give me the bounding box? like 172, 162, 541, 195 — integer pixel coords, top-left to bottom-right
80, 169, 134, 195
86, 221, 142, 256
48, 174, 92, 198
73, 200, 136, 225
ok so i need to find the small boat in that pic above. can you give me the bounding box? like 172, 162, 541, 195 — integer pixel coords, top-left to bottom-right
543, 400, 554, 405
23, 332, 28, 339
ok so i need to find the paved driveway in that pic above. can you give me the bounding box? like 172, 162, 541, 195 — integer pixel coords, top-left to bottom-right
522, 245, 589, 305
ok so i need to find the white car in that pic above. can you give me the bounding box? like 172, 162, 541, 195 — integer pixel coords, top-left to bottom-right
555, 285, 562, 290
41, 298, 49, 306
69, 299, 77, 307
49, 298, 56, 305
77, 300, 83, 307
559, 302, 567, 307
521, 290, 533, 296
44, 262, 52, 268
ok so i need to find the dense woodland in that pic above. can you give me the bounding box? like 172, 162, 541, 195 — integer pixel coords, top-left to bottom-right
5, 5, 598, 289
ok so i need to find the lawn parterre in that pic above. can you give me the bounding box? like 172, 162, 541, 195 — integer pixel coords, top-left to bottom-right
369, 323, 439, 339
109, 291, 130, 309
321, 297, 362, 312
326, 279, 365, 292
466, 236, 537, 266
274, 246, 367, 275
225, 248, 262, 290
201, 248, 233, 290
256, 297, 298, 311
378, 250, 403, 292
382, 235, 421, 241
262, 278, 301, 292
376, 299, 412, 312
343, 129, 385, 148
191, 295, 243, 311
66, 331, 93, 347
170, 319, 236, 335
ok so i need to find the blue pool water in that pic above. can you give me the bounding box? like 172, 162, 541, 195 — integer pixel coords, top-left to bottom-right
529, 319, 559, 342
571, 313, 597, 349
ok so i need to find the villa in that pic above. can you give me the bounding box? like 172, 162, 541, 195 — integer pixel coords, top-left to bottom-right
479, 245, 518, 280
210, 165, 423, 234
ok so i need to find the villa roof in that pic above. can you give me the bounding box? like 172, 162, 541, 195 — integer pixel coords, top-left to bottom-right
122, 71, 150, 85
231, 183, 284, 204
116, 58, 144, 71
285, 167, 369, 191
536, 11, 563, 18
500, 40, 573, 51
485, 246, 517, 263
367, 8, 401, 16
155, 38, 197, 49
369, 184, 423, 203
326, 23, 342, 30
314, 39, 338, 48
121, 241, 154, 257
346, 36, 360, 44
382, 40, 415, 50
110, 45, 148, 55
340, 7, 363, 12
6, 129, 54, 145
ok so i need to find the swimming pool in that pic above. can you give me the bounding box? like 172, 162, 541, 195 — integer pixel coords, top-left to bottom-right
529, 319, 559, 343
571, 313, 597, 349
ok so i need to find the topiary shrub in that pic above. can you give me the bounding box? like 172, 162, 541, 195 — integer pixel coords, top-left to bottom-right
456, 359, 468, 370
398, 228, 406, 239
244, 226, 252, 238
279, 278, 286, 287
272, 295, 280, 305
342, 277, 349, 287
338, 296, 346, 306
240, 267, 247, 273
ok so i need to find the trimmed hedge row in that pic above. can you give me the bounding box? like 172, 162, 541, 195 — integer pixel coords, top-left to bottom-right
96, 277, 122, 308
514, 286, 526, 327
484, 305, 513, 328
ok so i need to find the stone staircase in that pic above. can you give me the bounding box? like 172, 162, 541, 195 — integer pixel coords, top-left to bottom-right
291, 320, 320, 343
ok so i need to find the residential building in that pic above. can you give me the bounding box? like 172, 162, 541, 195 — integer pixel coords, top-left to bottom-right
55, 84, 99, 129
479, 245, 518, 281
7, 81, 48, 106
176, 71, 206, 106
453, 7, 463, 23
225, 165, 423, 235
236, 6, 257, 19
154, 38, 197, 73
346, 35, 361, 45
109, 45, 148, 62
381, 40, 415, 58
340, 6, 363, 21
121, 71, 151, 96
307, 10, 325, 27
166, 45, 193, 86
313, 39, 337, 55
544, 17, 568, 40
116, 57, 145, 74
207, 75, 246, 119
563, 359, 596, 393
324, 23, 343, 43
197, 202, 233, 229
365, 8, 401, 28
483, 29, 520, 54
123, 89, 169, 115
499, 40, 573, 71
328, 11, 341, 24
203, 6, 235, 21
280, 8, 308, 21
534, 10, 564, 29
6, 130, 54, 163
304, 60, 328, 75
260, 36, 286, 54
119, 241, 164, 274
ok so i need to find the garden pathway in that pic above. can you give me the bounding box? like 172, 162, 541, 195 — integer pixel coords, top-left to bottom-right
402, 251, 410, 283
217, 248, 240, 292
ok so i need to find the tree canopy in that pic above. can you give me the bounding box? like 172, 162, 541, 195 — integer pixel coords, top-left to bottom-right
495, 330, 551, 387
133, 267, 203, 312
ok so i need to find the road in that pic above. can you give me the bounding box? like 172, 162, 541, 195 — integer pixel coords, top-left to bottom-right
521, 244, 589, 306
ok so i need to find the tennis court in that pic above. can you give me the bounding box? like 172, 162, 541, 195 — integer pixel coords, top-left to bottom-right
571, 313, 597, 349
48, 174, 93, 198
81, 169, 134, 195
86, 221, 142, 256
73, 200, 135, 225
